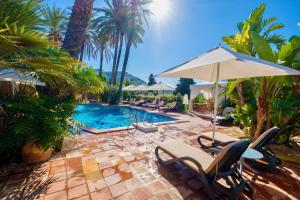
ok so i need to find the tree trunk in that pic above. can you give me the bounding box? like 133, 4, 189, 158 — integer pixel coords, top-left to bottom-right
254, 97, 265, 138
110, 29, 120, 84
236, 81, 245, 106
79, 40, 85, 61
99, 48, 104, 77
62, 0, 93, 58
113, 33, 124, 84
116, 34, 133, 104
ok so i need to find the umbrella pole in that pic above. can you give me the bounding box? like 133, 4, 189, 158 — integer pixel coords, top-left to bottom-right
212, 63, 220, 143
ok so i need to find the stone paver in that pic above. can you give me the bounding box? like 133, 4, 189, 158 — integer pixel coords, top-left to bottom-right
0, 112, 299, 200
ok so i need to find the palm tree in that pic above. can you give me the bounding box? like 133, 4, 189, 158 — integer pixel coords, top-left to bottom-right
62, 0, 94, 58
41, 5, 68, 46
94, 0, 129, 84
116, 0, 151, 104
93, 34, 112, 77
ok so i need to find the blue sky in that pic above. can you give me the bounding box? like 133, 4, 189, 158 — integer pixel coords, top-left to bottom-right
45, 0, 300, 86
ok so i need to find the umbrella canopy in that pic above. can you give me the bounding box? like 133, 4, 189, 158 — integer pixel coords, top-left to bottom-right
133, 84, 148, 91
123, 85, 136, 91
0, 69, 45, 86
159, 46, 300, 142
145, 82, 175, 91
159, 46, 300, 82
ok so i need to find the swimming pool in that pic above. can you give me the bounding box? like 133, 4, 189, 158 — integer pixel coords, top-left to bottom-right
73, 104, 175, 130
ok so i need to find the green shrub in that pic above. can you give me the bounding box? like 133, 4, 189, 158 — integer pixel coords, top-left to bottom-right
175, 94, 185, 112
101, 85, 119, 105
0, 93, 76, 164
193, 93, 206, 104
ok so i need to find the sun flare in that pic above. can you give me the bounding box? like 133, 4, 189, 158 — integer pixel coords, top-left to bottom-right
150, 0, 171, 21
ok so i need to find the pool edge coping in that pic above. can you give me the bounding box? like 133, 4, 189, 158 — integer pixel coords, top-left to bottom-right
82, 119, 189, 134
78, 103, 188, 134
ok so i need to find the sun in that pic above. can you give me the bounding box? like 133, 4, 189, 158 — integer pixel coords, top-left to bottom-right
150, 0, 171, 21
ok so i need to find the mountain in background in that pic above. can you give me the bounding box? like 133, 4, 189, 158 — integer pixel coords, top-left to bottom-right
95, 70, 146, 85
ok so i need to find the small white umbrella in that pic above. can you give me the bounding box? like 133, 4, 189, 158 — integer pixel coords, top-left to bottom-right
146, 82, 175, 96
0, 69, 45, 86
159, 46, 300, 142
133, 84, 148, 91
146, 82, 174, 91
123, 85, 136, 91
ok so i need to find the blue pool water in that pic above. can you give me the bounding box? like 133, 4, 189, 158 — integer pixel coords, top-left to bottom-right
73, 104, 175, 130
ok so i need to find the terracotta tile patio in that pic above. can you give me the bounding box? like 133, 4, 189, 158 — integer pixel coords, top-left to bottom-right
0, 114, 299, 200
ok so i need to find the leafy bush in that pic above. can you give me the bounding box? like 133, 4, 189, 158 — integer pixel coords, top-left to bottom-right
193, 93, 206, 104
0, 93, 76, 164
101, 85, 119, 105
175, 94, 185, 112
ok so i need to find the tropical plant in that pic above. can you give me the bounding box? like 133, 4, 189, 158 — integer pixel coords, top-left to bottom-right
93, 0, 129, 84
73, 67, 104, 96
94, 34, 112, 77
101, 84, 119, 104
0, 0, 104, 164
223, 4, 300, 142
116, 0, 151, 103
223, 3, 285, 107
193, 93, 206, 104
41, 5, 68, 46
0, 92, 76, 162
62, 0, 94, 58
148, 73, 157, 86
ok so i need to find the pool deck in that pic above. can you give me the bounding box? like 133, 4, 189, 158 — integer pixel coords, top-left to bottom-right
0, 112, 299, 200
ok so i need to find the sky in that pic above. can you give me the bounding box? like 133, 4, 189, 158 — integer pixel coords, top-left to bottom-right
45, 0, 300, 86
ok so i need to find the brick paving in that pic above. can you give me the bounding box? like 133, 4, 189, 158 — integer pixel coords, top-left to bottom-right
0, 113, 299, 200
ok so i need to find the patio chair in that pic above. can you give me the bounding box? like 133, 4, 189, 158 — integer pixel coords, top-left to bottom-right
160, 102, 177, 112
198, 127, 281, 172
155, 139, 252, 200
143, 99, 157, 108
133, 99, 145, 106
247, 127, 282, 172
197, 131, 239, 149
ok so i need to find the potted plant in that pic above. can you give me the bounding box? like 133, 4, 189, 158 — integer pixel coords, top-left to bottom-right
2, 94, 76, 164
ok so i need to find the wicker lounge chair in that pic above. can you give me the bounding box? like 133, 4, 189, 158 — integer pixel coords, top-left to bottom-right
198, 127, 281, 172
155, 139, 252, 199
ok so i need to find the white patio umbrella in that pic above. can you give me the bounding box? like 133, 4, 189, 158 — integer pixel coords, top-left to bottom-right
145, 82, 174, 95
134, 84, 148, 91
0, 69, 45, 86
159, 46, 300, 142
123, 85, 136, 91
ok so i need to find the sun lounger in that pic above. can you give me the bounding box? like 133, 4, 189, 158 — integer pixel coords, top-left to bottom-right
198, 127, 281, 172
197, 131, 239, 149
247, 127, 281, 172
143, 99, 157, 107
155, 139, 252, 199
132, 99, 145, 106
159, 102, 177, 112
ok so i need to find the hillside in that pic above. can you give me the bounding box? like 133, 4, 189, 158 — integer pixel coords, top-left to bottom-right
95, 70, 146, 85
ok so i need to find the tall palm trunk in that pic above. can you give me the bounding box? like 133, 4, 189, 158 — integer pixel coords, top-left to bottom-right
62, 0, 93, 58
116, 33, 133, 104
113, 33, 124, 84
79, 40, 85, 61
110, 29, 120, 84
99, 48, 104, 77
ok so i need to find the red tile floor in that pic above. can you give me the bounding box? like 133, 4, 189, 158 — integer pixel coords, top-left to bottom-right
0, 115, 299, 200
